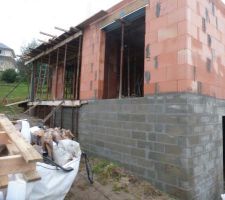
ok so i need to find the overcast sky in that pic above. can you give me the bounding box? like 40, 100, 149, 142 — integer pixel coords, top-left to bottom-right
1, 0, 121, 55
1, 0, 225, 55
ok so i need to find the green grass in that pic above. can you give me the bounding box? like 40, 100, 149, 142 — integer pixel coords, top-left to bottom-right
0, 81, 29, 103
0, 81, 29, 114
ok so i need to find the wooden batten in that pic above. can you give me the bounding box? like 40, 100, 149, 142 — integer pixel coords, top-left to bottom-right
0, 176, 8, 189
0, 114, 42, 163
0, 155, 36, 176
0, 114, 42, 188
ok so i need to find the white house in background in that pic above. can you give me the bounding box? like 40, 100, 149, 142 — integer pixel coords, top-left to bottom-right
0, 43, 16, 71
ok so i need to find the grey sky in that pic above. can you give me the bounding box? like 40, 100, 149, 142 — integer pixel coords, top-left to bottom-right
1, 0, 225, 55
1, 0, 121, 55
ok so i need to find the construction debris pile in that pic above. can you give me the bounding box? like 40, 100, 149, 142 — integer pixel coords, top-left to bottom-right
31, 127, 80, 166
0, 116, 81, 200
14, 119, 80, 166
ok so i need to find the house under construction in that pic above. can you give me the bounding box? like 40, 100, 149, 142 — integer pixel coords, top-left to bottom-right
24, 0, 225, 199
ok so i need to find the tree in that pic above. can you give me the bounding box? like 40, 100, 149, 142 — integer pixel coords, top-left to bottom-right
1, 69, 18, 83
16, 39, 39, 82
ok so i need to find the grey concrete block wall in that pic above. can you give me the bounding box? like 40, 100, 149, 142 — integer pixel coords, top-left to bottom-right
78, 94, 224, 200
55, 107, 78, 132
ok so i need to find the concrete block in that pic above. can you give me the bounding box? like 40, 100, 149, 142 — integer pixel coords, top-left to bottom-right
156, 134, 178, 145
148, 133, 157, 141
154, 124, 164, 133
130, 114, 146, 122
165, 145, 182, 155
154, 143, 165, 153
137, 141, 154, 150
132, 131, 146, 140
165, 125, 188, 136
131, 148, 146, 158
165, 104, 193, 114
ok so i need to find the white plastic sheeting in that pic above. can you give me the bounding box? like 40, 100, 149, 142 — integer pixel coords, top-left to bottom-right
1, 142, 81, 200
26, 156, 81, 200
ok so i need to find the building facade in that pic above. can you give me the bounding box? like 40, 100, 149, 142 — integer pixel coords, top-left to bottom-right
25, 0, 225, 199
0, 43, 16, 71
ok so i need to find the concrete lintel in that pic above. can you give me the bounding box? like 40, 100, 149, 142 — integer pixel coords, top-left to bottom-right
28, 100, 88, 107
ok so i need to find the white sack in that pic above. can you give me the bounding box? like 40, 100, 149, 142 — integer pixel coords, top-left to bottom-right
26, 156, 81, 200
20, 120, 31, 143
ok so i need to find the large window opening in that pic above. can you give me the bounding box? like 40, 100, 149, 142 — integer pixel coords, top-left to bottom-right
103, 9, 145, 99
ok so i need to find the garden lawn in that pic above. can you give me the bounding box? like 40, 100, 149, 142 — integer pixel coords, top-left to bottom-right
0, 82, 29, 103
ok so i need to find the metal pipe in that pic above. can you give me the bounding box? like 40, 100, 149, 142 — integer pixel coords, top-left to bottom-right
119, 22, 125, 99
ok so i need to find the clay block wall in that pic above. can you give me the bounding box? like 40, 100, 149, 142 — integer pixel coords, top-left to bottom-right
80, 0, 148, 100
144, 0, 225, 99
80, 26, 105, 100
144, 0, 195, 95
46, 0, 225, 101
184, 0, 225, 99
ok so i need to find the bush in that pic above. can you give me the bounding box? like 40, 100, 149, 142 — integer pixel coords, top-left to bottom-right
1, 69, 18, 83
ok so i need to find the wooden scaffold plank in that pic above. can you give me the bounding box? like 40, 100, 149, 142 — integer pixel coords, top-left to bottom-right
0, 114, 42, 163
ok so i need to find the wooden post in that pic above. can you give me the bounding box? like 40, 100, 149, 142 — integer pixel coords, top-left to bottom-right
55, 48, 60, 100
46, 54, 51, 100
39, 57, 44, 99
75, 36, 82, 100
30, 62, 37, 102
127, 47, 130, 97
63, 44, 68, 99
119, 22, 125, 99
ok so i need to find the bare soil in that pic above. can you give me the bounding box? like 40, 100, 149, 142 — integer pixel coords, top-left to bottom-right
65, 158, 175, 200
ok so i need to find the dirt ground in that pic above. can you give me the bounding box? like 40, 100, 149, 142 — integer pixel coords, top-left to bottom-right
65, 158, 175, 200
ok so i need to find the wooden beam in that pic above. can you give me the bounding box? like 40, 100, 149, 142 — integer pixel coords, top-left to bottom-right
55, 48, 60, 100
55, 26, 68, 32
25, 31, 82, 65
6, 143, 20, 155
0, 132, 10, 145
119, 21, 125, 99
75, 36, 82, 100
5, 100, 29, 107
62, 44, 68, 99
40, 31, 56, 38
24, 101, 40, 114
0, 155, 36, 176
0, 175, 8, 189
0, 114, 42, 163
43, 101, 64, 123
38, 39, 48, 44
46, 54, 51, 100
27, 100, 83, 107
23, 170, 41, 182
